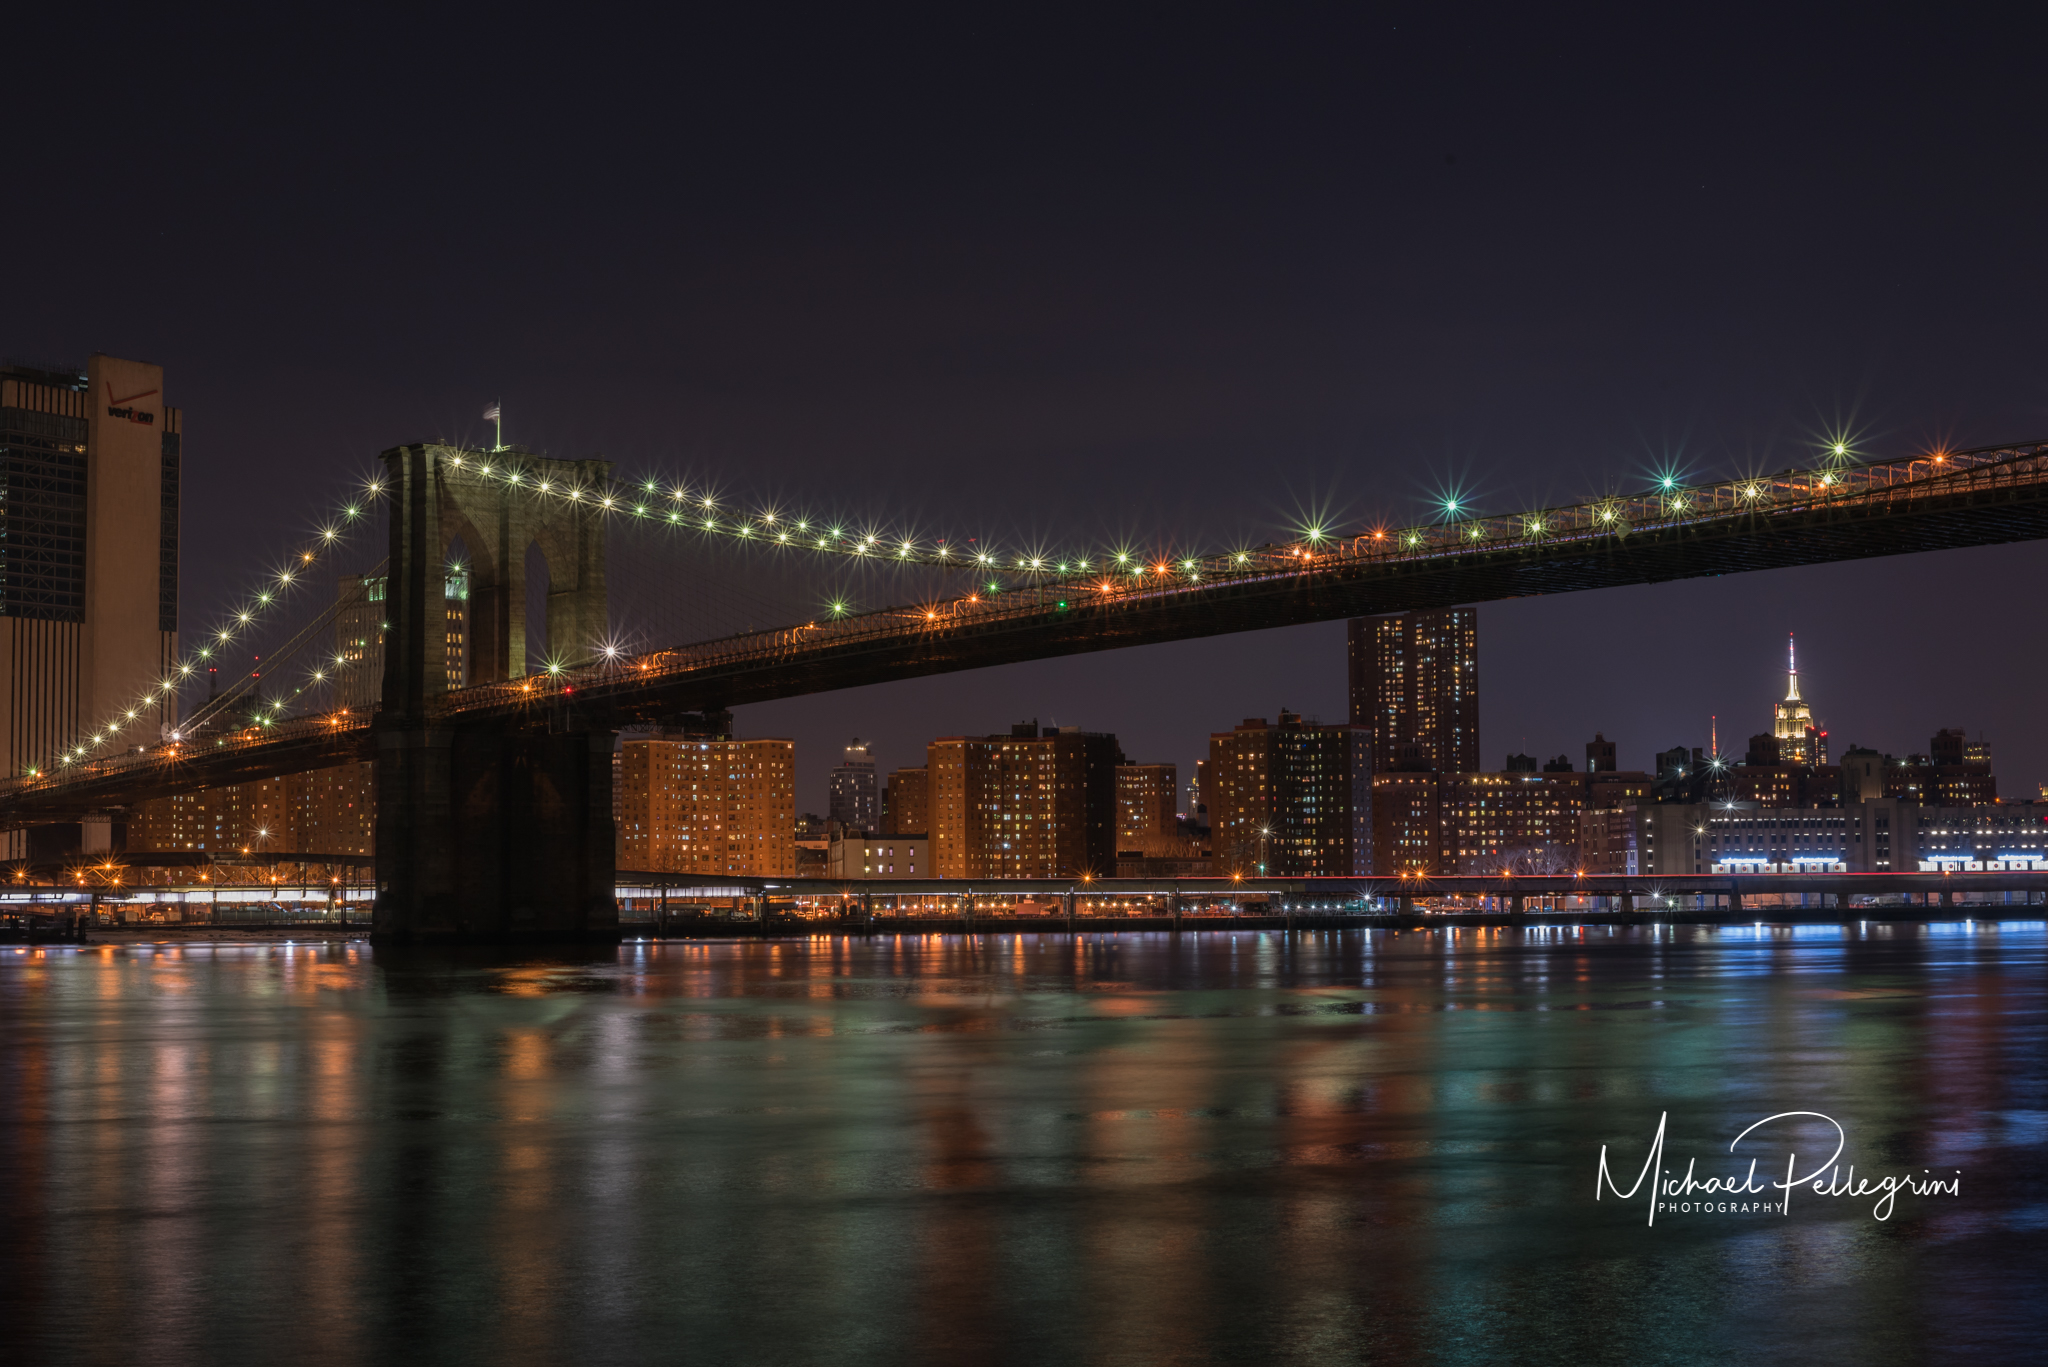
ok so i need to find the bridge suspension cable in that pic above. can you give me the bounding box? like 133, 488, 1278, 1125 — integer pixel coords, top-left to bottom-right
18, 476, 392, 780
463, 435, 2022, 671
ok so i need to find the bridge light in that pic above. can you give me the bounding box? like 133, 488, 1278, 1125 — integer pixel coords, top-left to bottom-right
1744, 485, 1760, 497
367, 481, 383, 495
777, 531, 788, 542
1469, 526, 1483, 539
257, 593, 271, 604
644, 480, 658, 492
537, 480, 552, 493
1407, 533, 1419, 545
1833, 442, 1846, 456
601, 497, 615, 509
180, 665, 192, 676
345, 505, 360, 518
508, 472, 521, 484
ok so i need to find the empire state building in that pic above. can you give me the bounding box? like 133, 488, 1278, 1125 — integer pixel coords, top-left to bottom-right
1772, 634, 1828, 766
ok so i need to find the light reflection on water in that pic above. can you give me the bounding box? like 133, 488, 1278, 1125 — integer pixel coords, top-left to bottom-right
1, 924, 2042, 1366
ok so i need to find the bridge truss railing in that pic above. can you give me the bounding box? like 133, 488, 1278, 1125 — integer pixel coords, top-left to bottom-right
0, 714, 369, 802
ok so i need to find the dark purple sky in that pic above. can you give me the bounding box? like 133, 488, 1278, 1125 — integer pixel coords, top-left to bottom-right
11, 8, 2047, 806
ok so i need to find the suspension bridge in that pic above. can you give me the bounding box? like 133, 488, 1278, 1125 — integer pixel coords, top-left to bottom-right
3, 436, 2045, 939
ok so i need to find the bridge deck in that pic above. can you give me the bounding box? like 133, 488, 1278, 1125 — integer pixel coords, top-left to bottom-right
6, 439, 2045, 822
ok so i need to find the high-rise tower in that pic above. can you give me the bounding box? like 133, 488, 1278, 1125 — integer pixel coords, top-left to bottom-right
1771, 633, 1827, 767
0, 355, 180, 794
828, 737, 879, 834
1347, 608, 1478, 773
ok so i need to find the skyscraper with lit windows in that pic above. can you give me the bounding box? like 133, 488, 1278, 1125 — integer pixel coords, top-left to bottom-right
1772, 633, 1828, 767
1347, 607, 1478, 773
1, 355, 181, 855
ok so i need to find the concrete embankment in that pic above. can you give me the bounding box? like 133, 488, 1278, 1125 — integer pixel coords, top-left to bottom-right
7, 906, 2037, 946
643, 906, 2039, 937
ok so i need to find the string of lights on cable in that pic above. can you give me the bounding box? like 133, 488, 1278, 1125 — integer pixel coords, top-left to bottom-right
21, 479, 392, 780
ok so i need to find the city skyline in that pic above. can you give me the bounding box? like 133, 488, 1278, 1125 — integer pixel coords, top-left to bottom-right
754, 614, 2039, 826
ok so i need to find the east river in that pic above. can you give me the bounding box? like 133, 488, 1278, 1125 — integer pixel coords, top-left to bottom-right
2, 923, 2042, 1366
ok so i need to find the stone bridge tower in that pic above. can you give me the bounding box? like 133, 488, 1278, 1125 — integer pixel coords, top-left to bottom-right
371, 443, 618, 943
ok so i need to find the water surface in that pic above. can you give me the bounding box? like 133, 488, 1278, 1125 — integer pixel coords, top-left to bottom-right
2, 924, 2042, 1365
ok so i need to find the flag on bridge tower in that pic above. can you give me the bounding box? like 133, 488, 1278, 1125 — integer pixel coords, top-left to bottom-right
483, 403, 502, 451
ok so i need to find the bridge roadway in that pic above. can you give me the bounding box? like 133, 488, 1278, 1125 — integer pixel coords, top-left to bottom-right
5, 437, 2047, 824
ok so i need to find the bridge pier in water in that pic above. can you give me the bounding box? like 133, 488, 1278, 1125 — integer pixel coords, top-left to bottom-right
371, 443, 619, 943
373, 725, 616, 941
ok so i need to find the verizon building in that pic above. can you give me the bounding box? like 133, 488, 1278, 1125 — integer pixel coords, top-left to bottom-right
0, 354, 181, 790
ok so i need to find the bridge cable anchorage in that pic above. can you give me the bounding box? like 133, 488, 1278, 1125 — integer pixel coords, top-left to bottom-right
6, 474, 391, 787
440, 437, 2032, 694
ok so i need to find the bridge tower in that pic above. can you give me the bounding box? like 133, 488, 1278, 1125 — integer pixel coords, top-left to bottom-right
371, 443, 618, 942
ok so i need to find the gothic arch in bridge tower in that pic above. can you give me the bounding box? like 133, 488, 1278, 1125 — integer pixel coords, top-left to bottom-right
408, 444, 612, 688
371, 442, 619, 944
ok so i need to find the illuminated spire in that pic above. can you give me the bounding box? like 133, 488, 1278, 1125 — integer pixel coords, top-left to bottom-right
1785, 632, 1801, 702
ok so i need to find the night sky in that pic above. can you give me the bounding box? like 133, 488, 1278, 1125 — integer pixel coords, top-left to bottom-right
11, 9, 2047, 806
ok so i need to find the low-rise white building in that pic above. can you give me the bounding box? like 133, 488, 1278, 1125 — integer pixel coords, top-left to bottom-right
827, 834, 930, 878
